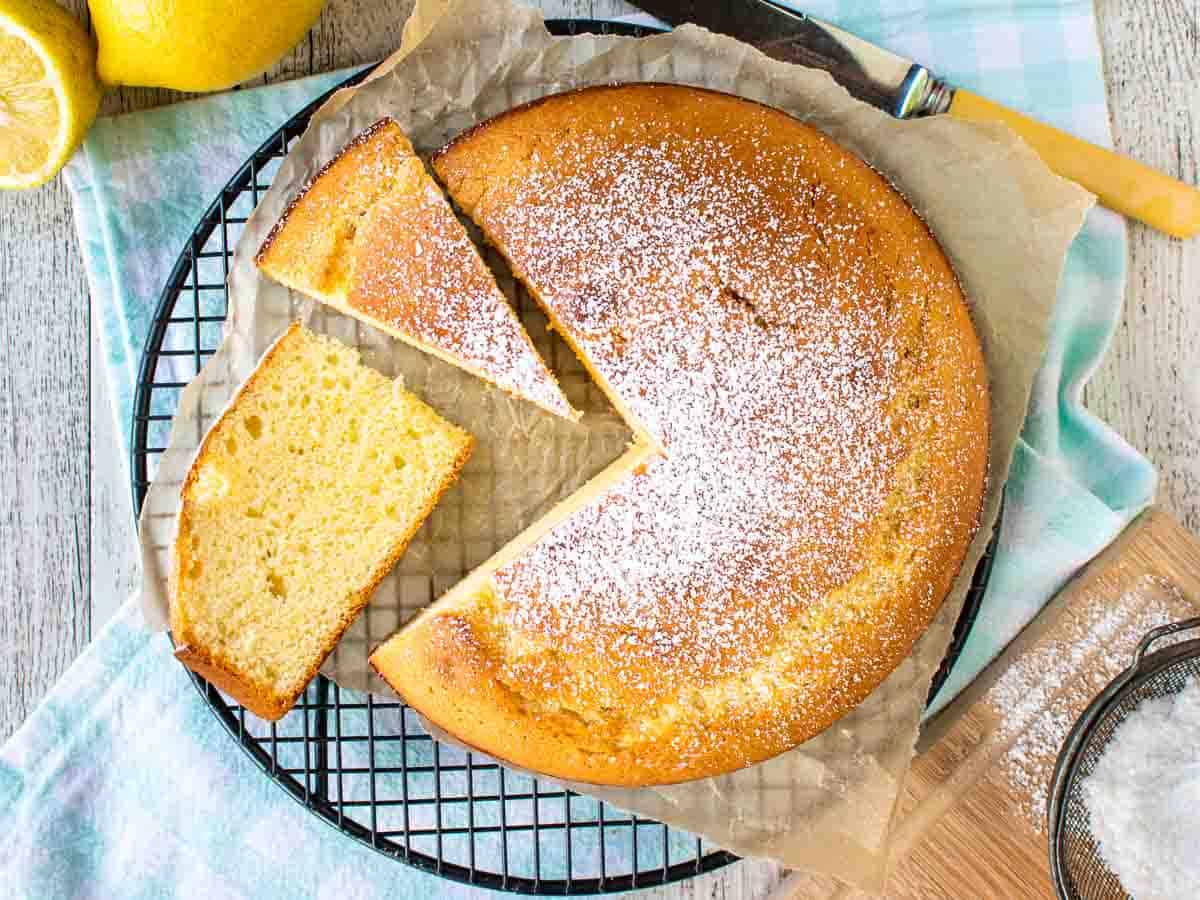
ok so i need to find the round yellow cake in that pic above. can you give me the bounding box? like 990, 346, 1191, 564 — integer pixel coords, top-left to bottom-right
370, 83, 990, 785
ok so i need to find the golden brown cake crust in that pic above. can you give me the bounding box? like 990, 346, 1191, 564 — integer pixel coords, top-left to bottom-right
256, 120, 412, 297
372, 84, 990, 785
255, 119, 577, 420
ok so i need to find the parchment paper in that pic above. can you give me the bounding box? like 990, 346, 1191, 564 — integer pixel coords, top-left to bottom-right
137, 0, 1092, 890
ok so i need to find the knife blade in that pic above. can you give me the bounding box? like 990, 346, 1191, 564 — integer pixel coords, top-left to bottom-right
631, 0, 1200, 238
632, 0, 951, 119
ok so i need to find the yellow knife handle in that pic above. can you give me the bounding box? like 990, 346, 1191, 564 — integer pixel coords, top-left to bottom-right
948, 88, 1200, 239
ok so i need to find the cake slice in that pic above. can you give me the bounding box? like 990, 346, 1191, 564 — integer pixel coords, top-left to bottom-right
171, 323, 473, 720
255, 118, 577, 421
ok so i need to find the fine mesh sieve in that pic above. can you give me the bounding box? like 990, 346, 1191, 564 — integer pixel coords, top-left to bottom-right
1048, 616, 1200, 900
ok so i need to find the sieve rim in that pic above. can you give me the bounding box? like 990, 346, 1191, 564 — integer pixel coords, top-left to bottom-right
1047, 616, 1200, 899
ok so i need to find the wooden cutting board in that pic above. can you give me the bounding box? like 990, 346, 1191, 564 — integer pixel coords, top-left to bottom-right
771, 507, 1200, 899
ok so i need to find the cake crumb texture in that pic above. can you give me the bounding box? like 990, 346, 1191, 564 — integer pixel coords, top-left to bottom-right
171, 323, 473, 720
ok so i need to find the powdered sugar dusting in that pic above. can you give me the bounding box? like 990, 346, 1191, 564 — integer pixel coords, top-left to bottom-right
446, 85, 984, 721
348, 156, 573, 418
494, 287, 904, 683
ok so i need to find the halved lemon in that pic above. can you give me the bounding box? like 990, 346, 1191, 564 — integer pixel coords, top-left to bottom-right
0, 0, 101, 190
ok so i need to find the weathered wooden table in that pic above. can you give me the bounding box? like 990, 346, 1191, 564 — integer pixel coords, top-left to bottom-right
0, 2, 1196, 897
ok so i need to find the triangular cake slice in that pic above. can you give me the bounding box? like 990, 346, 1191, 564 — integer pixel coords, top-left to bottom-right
255, 118, 577, 420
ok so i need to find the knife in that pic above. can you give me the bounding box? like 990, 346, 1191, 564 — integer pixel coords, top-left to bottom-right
633, 0, 1200, 239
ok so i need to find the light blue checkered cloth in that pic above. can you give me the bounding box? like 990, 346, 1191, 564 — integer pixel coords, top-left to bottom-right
2, 2, 1155, 897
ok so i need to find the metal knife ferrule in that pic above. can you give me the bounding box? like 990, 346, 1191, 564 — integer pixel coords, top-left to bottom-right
895, 66, 953, 119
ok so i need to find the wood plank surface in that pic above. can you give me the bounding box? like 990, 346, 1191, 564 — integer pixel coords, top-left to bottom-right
0, 0, 92, 742
1090, 1, 1200, 533
0, 2, 1196, 898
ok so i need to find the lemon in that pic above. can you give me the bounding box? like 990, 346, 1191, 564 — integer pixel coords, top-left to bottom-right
0, 0, 101, 190
89, 0, 327, 93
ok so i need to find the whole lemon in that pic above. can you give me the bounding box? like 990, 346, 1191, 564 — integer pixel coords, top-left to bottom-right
88, 0, 327, 92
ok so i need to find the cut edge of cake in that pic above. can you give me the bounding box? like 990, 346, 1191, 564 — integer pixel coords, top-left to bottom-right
170, 322, 474, 721
368, 438, 656, 699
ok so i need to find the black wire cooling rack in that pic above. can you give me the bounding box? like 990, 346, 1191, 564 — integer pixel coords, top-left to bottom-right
130, 20, 999, 895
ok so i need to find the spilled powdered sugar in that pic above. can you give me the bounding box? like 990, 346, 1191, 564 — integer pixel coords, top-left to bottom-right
990, 581, 1178, 831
